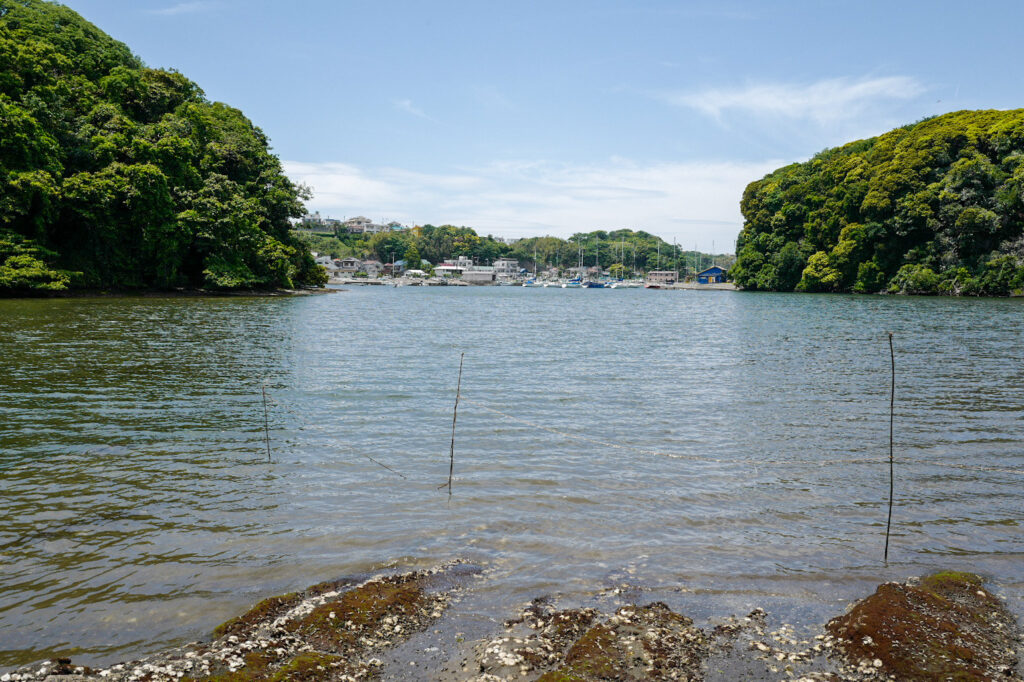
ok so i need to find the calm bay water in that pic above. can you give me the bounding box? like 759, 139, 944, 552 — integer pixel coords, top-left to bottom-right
1, 288, 1022, 669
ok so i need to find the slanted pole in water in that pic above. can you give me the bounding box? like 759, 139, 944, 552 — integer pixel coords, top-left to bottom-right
445, 353, 465, 497
261, 380, 271, 462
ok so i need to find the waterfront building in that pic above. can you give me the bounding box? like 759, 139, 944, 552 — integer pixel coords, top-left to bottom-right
362, 260, 383, 278
311, 252, 341, 278
435, 256, 475, 278
646, 270, 678, 285
494, 258, 519, 279
697, 266, 728, 284
337, 257, 362, 274
463, 266, 496, 284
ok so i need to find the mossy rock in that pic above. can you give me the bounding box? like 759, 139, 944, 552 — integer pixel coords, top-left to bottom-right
544, 608, 600, 648
559, 623, 626, 679
536, 671, 588, 682
212, 592, 301, 640
826, 572, 1019, 681
182, 651, 280, 681
210, 577, 361, 641
538, 602, 707, 681
265, 652, 349, 681
513, 607, 599, 669
183, 651, 351, 682
284, 576, 435, 653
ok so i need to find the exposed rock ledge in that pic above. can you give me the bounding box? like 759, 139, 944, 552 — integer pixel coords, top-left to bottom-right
2, 567, 1020, 682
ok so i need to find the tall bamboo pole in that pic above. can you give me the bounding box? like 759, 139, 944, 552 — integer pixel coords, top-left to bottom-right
261, 381, 271, 463
446, 353, 465, 496
884, 332, 895, 563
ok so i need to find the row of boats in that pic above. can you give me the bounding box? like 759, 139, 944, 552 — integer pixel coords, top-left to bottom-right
338, 277, 662, 288
506, 278, 647, 288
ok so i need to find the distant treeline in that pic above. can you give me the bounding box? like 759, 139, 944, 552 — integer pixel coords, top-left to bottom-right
298, 225, 733, 276
0, 0, 325, 294
732, 110, 1024, 295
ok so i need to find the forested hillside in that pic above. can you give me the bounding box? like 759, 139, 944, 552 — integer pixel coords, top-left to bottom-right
732, 110, 1024, 295
0, 0, 324, 292
298, 225, 730, 277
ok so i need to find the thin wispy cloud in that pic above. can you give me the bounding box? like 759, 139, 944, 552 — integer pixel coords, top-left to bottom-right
283, 158, 783, 249
393, 99, 432, 120
667, 76, 926, 125
148, 1, 215, 16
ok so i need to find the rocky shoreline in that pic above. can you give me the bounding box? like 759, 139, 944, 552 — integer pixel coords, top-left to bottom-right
3, 565, 1020, 682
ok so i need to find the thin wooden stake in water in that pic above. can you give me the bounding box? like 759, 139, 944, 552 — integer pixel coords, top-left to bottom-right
884, 332, 895, 564
364, 453, 406, 479
445, 353, 465, 497
262, 381, 272, 463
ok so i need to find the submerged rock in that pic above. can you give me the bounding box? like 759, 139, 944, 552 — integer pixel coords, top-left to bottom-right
826, 571, 1020, 681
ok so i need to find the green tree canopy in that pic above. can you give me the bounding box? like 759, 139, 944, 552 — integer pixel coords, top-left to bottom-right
0, 0, 322, 293
403, 243, 421, 271
732, 110, 1024, 295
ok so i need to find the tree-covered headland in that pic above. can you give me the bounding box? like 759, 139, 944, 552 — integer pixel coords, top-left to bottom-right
732, 110, 1024, 295
0, 0, 325, 293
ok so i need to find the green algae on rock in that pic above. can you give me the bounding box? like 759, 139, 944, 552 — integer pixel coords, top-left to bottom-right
283, 574, 444, 653
826, 571, 1020, 681
535, 602, 708, 682
6, 566, 1020, 681
189, 573, 446, 681
173, 566, 456, 681
211, 593, 301, 641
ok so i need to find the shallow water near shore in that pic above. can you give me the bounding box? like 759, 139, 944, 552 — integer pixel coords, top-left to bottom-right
1, 287, 1022, 670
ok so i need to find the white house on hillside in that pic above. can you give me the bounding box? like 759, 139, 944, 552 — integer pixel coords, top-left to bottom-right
494, 258, 519, 279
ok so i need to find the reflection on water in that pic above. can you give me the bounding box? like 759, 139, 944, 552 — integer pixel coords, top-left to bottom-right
1, 290, 1022, 668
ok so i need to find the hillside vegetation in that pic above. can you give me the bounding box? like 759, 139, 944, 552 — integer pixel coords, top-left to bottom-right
0, 0, 324, 293
732, 110, 1024, 295
299, 226, 730, 277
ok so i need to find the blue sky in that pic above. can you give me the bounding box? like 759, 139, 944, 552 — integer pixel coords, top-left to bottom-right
66, 0, 1024, 250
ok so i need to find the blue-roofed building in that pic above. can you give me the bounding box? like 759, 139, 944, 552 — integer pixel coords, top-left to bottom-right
697, 265, 727, 284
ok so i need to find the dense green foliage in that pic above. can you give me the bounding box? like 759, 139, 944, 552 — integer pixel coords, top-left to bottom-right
297, 225, 731, 277
0, 0, 323, 293
733, 110, 1024, 295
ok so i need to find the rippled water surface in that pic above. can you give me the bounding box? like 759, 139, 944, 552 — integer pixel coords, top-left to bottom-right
1, 288, 1022, 668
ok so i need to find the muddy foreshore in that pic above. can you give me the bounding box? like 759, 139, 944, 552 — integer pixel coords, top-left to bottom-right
4, 563, 1021, 682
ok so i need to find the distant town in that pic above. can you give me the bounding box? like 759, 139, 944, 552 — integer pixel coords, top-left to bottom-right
298, 212, 735, 289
